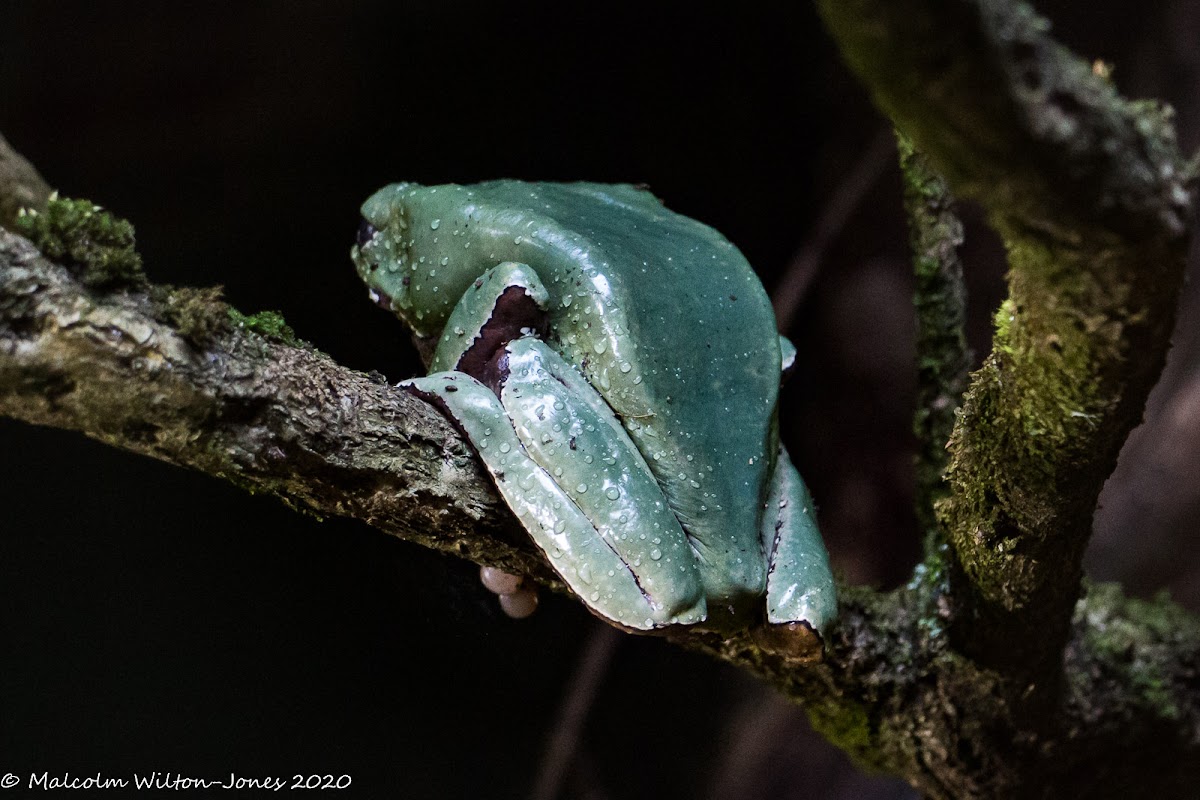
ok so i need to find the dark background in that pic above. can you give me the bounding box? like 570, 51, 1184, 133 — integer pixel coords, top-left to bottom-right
2, 3, 1198, 798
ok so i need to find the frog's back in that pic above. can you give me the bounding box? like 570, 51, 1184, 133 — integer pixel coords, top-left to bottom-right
387, 181, 783, 610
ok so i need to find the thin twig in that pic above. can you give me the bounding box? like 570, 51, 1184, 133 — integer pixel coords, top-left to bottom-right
530, 623, 623, 800
772, 129, 895, 331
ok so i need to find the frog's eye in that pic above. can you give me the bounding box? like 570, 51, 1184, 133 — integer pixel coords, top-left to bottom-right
356, 218, 378, 248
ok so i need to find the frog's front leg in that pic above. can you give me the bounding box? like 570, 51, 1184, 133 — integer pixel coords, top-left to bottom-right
760, 446, 837, 656
403, 263, 707, 629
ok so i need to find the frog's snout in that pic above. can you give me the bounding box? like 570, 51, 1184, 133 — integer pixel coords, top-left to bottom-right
351, 218, 381, 280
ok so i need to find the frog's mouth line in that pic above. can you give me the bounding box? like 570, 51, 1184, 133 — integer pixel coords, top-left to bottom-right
368, 286, 394, 310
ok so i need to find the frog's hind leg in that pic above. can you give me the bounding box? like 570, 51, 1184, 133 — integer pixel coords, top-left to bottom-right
405, 366, 706, 630
762, 446, 836, 638
497, 338, 708, 628
405, 263, 707, 630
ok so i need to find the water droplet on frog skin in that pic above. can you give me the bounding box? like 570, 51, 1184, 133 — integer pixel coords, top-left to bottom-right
430, 219, 441, 230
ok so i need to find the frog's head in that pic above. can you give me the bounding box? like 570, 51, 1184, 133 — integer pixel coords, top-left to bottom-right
352, 182, 420, 321
352, 182, 487, 339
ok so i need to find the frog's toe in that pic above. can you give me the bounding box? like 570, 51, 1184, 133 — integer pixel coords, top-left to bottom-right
480, 566, 524, 595
779, 334, 797, 382
479, 566, 539, 620
498, 587, 539, 619
762, 446, 837, 636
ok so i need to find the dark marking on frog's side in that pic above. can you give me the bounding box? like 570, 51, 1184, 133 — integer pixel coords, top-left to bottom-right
456, 286, 547, 394
477, 350, 511, 397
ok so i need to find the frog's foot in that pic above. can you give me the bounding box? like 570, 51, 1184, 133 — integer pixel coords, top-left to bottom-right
403, 344, 707, 630
479, 566, 539, 619
760, 446, 836, 659
779, 334, 797, 382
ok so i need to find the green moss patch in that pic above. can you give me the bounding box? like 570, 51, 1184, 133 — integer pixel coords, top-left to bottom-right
228, 307, 304, 347
14, 196, 145, 290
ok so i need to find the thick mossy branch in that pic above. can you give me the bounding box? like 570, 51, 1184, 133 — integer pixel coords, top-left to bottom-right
818, 0, 1192, 241
819, 0, 1194, 673
942, 227, 1182, 670
899, 132, 971, 544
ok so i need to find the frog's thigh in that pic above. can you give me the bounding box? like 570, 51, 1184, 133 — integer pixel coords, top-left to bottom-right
499, 338, 707, 627
762, 446, 837, 633
404, 371, 705, 630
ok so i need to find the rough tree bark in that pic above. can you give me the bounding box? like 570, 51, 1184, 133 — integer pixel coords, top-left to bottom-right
2, 2, 1198, 798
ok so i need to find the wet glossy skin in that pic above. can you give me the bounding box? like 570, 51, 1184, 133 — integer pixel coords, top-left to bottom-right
352, 181, 835, 634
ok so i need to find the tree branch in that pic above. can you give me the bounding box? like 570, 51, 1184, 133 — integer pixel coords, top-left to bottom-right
899, 131, 971, 548
818, 0, 1195, 674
